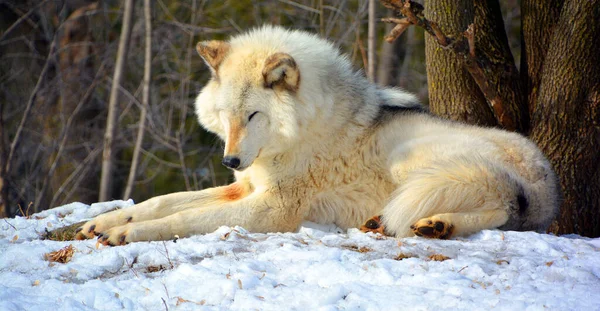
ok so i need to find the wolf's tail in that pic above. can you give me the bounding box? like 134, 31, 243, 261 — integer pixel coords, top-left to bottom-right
381, 155, 558, 238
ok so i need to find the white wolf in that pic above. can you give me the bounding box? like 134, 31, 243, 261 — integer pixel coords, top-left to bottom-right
77, 26, 560, 245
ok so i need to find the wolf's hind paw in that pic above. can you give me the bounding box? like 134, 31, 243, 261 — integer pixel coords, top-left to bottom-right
360, 215, 391, 236
411, 218, 454, 239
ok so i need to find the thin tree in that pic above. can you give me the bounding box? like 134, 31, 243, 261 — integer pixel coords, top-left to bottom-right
99, 0, 136, 202
124, 0, 152, 200
367, 0, 377, 82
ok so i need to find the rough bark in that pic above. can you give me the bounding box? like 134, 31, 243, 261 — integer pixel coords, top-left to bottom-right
520, 0, 564, 116
472, 0, 528, 133
423, 0, 497, 127
530, 0, 600, 237
99, 0, 135, 202
124, 0, 152, 200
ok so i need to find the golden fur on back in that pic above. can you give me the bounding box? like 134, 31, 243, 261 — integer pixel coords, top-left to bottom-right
77, 26, 560, 245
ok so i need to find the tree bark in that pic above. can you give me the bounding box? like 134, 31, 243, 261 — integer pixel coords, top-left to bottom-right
124, 0, 152, 200
472, 0, 528, 133
520, 0, 564, 116
423, 0, 497, 127
99, 0, 135, 202
530, 0, 600, 237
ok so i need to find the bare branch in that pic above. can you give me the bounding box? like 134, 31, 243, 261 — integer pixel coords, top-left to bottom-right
464, 24, 476, 57
379, 0, 520, 131
35, 64, 106, 209
381, 17, 411, 43
0, 0, 52, 42
6, 38, 57, 175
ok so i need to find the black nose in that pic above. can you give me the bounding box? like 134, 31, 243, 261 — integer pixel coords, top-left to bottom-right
222, 156, 241, 169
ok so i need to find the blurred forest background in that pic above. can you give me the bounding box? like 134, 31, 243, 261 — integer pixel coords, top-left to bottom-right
1, 0, 598, 236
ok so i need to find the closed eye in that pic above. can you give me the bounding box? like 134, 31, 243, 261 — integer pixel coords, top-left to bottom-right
248, 111, 259, 122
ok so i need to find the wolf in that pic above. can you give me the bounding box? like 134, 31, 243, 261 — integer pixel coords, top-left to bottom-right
76, 26, 560, 245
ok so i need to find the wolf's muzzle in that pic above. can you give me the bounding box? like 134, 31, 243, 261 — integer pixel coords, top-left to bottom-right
222, 156, 241, 169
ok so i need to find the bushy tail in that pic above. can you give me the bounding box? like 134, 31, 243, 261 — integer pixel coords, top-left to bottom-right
381, 156, 525, 238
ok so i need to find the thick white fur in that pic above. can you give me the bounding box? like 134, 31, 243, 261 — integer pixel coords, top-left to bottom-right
78, 26, 560, 244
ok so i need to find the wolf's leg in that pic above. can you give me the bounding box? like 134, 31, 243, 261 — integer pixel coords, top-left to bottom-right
76, 182, 251, 239
96, 193, 307, 245
410, 210, 509, 239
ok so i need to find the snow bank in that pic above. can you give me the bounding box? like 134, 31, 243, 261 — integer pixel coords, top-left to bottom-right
1, 200, 599, 310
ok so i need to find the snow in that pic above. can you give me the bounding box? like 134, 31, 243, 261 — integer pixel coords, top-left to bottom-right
1, 200, 599, 311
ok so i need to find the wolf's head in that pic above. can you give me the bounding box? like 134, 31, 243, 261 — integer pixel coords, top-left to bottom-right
194, 26, 344, 171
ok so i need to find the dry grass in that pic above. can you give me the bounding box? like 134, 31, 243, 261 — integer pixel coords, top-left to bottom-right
341, 245, 372, 253
146, 265, 167, 273
394, 253, 415, 260
428, 254, 451, 261
44, 245, 75, 263
43, 221, 87, 241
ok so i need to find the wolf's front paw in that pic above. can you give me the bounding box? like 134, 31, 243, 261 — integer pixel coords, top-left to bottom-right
411, 218, 454, 239
75, 219, 101, 240
97, 224, 134, 246
75, 212, 133, 240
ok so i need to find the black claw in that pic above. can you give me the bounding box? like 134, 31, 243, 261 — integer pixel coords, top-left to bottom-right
88, 225, 96, 234
119, 235, 126, 244
75, 227, 83, 233
410, 224, 416, 230
434, 221, 445, 232
97, 233, 104, 239
126, 216, 133, 223
426, 220, 433, 225
414, 231, 423, 237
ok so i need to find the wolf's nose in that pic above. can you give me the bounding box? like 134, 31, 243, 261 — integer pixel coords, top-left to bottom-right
222, 156, 241, 169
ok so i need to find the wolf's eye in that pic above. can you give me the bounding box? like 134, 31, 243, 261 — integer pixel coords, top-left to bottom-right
248, 111, 259, 122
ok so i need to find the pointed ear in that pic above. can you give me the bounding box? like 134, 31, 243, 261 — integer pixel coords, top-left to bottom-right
262, 53, 300, 92
196, 40, 230, 75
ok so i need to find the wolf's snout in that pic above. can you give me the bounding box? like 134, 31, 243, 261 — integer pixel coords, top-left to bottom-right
222, 156, 241, 169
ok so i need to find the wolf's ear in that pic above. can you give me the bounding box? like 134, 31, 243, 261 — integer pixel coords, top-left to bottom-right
262, 53, 300, 92
196, 41, 230, 75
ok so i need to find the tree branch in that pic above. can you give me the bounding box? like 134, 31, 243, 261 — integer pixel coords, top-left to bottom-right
380, 0, 524, 132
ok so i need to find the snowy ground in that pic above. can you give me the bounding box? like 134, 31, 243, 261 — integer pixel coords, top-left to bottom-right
1, 201, 599, 311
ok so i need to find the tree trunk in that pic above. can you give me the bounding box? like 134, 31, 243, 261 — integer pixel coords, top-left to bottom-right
472, 0, 528, 133
99, 0, 135, 202
530, 0, 600, 237
367, 0, 377, 82
124, 0, 152, 200
423, 0, 497, 126
520, 0, 564, 116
